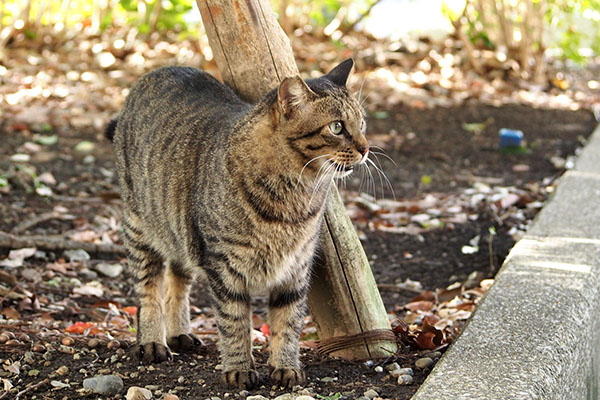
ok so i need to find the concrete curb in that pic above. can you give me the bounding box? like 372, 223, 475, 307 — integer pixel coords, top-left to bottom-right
412, 123, 600, 400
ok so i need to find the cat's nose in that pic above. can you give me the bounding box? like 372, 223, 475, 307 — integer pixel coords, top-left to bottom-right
357, 145, 369, 157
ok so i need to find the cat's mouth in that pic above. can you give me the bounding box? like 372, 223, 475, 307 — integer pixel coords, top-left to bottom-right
332, 162, 354, 178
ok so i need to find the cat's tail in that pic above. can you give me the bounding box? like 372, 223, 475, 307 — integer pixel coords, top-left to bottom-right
105, 118, 118, 142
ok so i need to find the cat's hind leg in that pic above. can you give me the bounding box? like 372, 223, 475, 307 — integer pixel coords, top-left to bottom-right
165, 260, 202, 352
122, 218, 170, 363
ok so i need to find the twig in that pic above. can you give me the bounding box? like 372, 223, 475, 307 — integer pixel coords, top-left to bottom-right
12, 211, 75, 234
15, 378, 49, 400
0, 231, 125, 255
377, 283, 422, 295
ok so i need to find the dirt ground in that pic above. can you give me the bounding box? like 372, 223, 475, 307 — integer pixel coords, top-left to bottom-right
0, 102, 596, 399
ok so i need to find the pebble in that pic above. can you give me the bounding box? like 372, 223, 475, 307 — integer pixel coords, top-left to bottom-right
61, 337, 75, 346
374, 366, 384, 373
145, 385, 160, 391
177, 376, 185, 383
59, 345, 75, 354
295, 396, 316, 400
163, 395, 179, 400
55, 365, 69, 376
397, 375, 413, 385
64, 249, 90, 263
363, 389, 379, 399
83, 375, 124, 396
28, 369, 41, 376
88, 338, 100, 348
246, 396, 269, 400
126, 386, 153, 400
274, 394, 292, 400
385, 362, 400, 372
107, 340, 121, 350
415, 357, 434, 369
238, 390, 249, 397
32, 343, 46, 352
320, 376, 336, 382
428, 351, 442, 359
95, 262, 124, 278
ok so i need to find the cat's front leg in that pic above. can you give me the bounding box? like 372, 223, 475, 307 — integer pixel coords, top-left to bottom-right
267, 272, 310, 388
204, 266, 257, 389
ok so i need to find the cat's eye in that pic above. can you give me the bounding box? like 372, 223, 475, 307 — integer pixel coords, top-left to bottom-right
328, 121, 343, 135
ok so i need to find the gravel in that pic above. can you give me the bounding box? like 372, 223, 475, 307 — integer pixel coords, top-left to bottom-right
415, 357, 434, 369
83, 374, 124, 396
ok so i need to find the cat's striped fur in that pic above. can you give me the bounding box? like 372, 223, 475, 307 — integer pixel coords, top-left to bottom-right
108, 59, 368, 389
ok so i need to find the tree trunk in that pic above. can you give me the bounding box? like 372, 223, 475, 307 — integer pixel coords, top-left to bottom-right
196, 0, 396, 359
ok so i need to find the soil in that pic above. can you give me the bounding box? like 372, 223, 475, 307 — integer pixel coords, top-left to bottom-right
0, 103, 596, 399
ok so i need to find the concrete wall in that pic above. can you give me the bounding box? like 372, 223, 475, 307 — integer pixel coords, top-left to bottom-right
413, 124, 600, 400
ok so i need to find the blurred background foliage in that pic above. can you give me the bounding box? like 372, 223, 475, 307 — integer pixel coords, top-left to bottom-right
0, 0, 598, 70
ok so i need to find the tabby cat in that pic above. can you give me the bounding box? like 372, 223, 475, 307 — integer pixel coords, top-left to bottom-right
107, 58, 369, 389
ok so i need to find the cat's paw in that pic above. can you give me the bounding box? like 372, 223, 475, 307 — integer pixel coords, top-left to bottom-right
221, 369, 259, 389
270, 367, 305, 388
167, 334, 203, 352
136, 342, 172, 364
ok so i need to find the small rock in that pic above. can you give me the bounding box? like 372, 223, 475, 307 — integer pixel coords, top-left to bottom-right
385, 362, 400, 372
59, 345, 75, 354
95, 262, 124, 278
88, 338, 100, 348
83, 375, 124, 396
61, 336, 75, 346
399, 367, 414, 376
374, 366, 383, 373
107, 340, 121, 350
397, 375, 413, 385
32, 343, 46, 352
163, 395, 179, 400
428, 351, 442, 359
64, 249, 90, 263
177, 376, 185, 383
126, 386, 153, 400
415, 357, 434, 369
55, 365, 69, 376
363, 389, 379, 399
28, 369, 41, 376
145, 385, 160, 391
320, 376, 336, 382
295, 396, 316, 400
246, 396, 269, 400
274, 394, 292, 400
238, 390, 249, 397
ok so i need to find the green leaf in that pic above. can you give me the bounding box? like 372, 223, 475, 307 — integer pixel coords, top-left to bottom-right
34, 134, 58, 146
420, 175, 432, 185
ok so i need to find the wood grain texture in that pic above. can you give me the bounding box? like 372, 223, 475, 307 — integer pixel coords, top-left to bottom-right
197, 0, 396, 359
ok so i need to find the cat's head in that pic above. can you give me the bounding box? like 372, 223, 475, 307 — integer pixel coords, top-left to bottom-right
274, 59, 368, 180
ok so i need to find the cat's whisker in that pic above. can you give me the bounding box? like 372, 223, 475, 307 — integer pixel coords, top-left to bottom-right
369, 147, 397, 166
309, 160, 336, 208
296, 154, 333, 189
357, 73, 368, 105
360, 91, 373, 108
363, 161, 377, 200
366, 157, 396, 201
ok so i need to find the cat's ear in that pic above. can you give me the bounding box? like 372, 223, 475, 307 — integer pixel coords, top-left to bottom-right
325, 58, 354, 87
277, 76, 315, 119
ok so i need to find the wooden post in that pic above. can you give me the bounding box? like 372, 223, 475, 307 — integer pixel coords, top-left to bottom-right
196, 0, 397, 359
